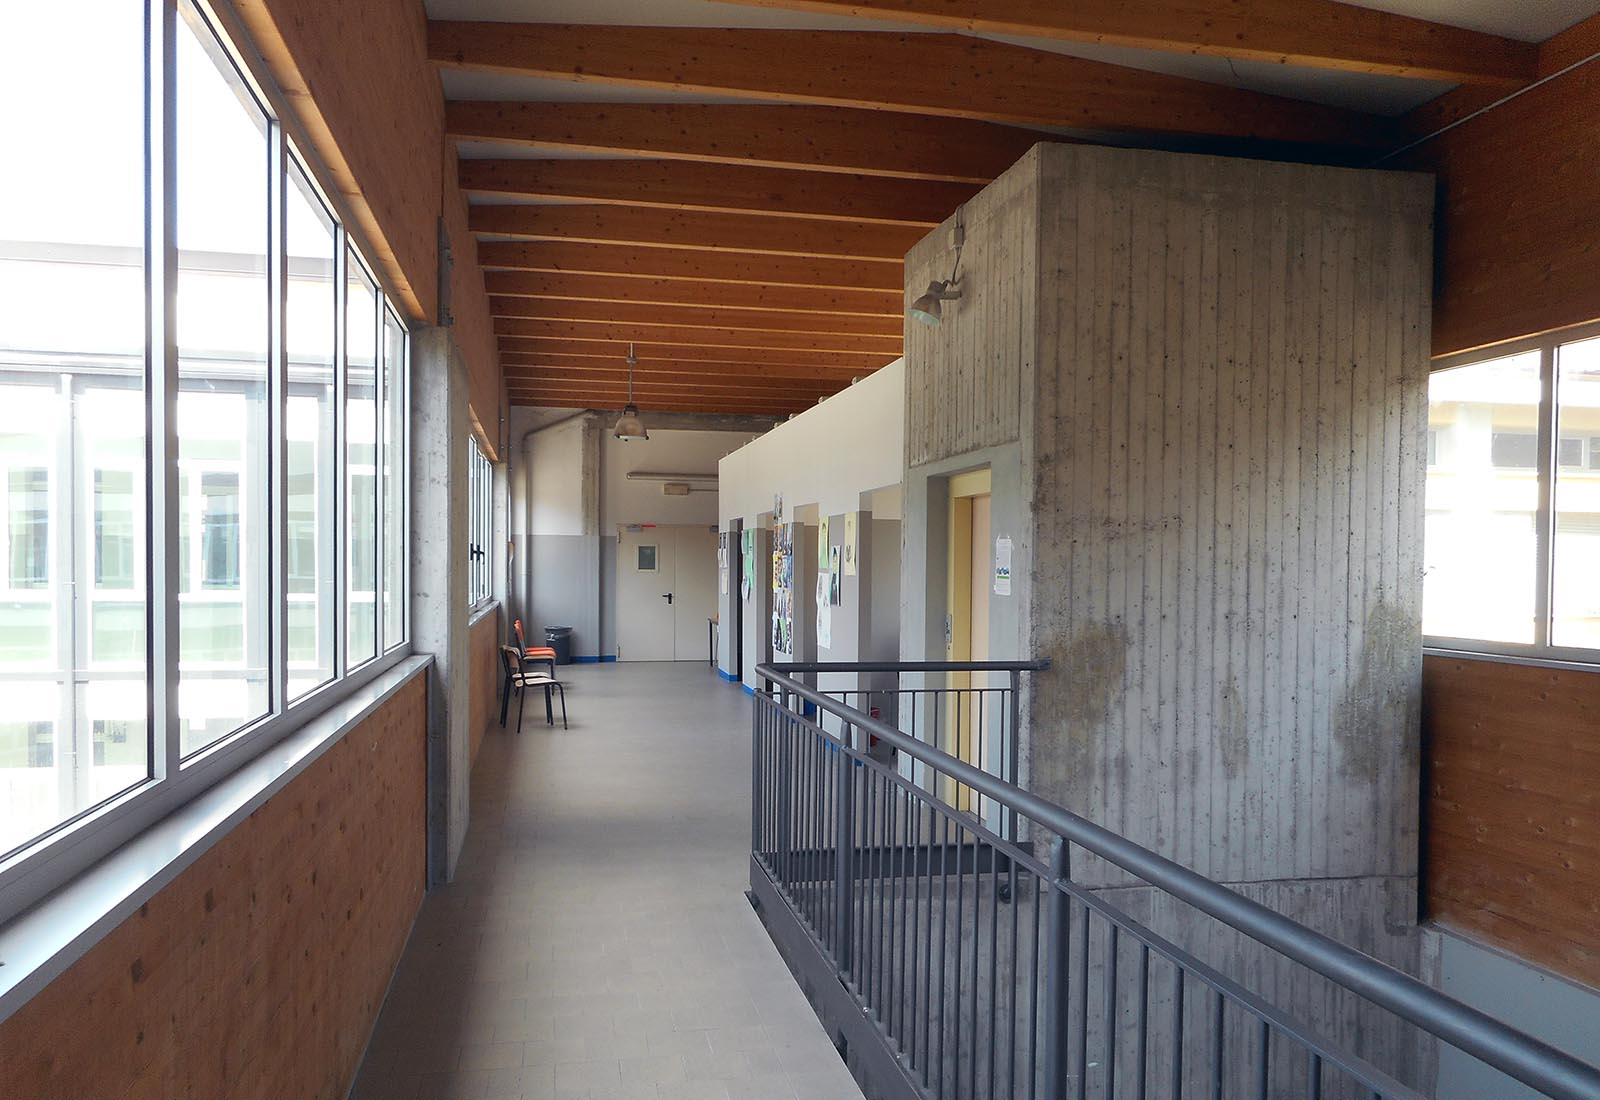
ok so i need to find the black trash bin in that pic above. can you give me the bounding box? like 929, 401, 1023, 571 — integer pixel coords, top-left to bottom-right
544, 626, 574, 665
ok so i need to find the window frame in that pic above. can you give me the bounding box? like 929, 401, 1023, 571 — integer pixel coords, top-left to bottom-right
1426, 319, 1600, 665
0, 0, 413, 923
466, 435, 492, 610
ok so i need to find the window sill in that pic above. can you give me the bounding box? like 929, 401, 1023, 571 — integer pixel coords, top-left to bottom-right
468, 600, 499, 628
0, 654, 432, 1026
1423, 645, 1600, 674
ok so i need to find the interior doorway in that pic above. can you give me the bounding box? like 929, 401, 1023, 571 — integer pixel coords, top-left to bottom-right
946, 469, 992, 811
616, 525, 719, 661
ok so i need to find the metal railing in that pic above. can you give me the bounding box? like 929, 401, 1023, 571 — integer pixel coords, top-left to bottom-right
750, 662, 1600, 1100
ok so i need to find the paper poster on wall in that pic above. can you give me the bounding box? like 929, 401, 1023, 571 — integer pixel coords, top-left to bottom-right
818, 515, 830, 563
741, 530, 754, 600
994, 535, 1013, 596
842, 512, 857, 576
815, 571, 831, 649
718, 541, 729, 595
829, 546, 842, 603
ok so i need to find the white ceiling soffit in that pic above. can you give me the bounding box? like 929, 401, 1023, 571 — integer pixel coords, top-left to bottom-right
425, 0, 1600, 117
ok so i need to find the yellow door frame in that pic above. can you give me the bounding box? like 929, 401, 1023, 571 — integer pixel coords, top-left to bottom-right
944, 468, 991, 809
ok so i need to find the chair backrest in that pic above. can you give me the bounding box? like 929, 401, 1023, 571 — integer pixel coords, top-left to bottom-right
513, 619, 527, 651
499, 644, 523, 678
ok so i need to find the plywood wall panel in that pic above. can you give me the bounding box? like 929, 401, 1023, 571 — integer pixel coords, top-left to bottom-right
1024, 146, 1434, 890
0, 674, 428, 1100
1422, 654, 1600, 989
1402, 58, 1600, 356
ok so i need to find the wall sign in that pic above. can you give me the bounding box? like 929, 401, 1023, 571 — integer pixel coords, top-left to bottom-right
994, 535, 1013, 596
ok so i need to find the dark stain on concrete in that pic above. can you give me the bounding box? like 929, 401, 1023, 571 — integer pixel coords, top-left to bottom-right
1218, 673, 1250, 780
1334, 601, 1420, 781
1035, 621, 1132, 789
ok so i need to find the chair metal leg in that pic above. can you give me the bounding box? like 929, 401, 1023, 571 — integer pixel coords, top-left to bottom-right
515, 684, 526, 734
557, 683, 568, 730
499, 670, 511, 727
544, 683, 555, 725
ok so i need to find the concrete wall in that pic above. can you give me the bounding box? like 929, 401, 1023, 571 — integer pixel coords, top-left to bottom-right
0, 671, 427, 1100
602, 429, 756, 531
900, 143, 1436, 1086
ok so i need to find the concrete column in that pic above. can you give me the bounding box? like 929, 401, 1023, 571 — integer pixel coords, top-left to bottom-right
410, 326, 471, 885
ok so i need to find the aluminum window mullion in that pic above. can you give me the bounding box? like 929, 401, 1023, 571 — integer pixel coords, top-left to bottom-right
332, 232, 347, 679
373, 293, 385, 656
267, 122, 288, 716
149, 0, 182, 785
1533, 342, 1557, 649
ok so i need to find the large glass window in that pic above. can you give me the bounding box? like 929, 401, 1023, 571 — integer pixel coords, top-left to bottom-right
346, 253, 379, 670
0, 0, 150, 858
286, 160, 337, 700
1427, 330, 1600, 658
467, 437, 492, 608
0, 0, 409, 890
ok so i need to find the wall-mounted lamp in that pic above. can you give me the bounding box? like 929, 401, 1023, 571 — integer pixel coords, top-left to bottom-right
909, 217, 965, 327
612, 343, 649, 441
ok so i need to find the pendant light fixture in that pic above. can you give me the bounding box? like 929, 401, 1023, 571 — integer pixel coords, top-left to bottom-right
612, 343, 648, 441
909, 215, 966, 327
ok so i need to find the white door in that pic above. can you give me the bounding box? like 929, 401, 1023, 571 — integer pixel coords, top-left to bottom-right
672, 525, 719, 661
616, 526, 719, 661
617, 528, 677, 661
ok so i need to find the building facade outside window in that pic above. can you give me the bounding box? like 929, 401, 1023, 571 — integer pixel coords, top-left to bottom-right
0, 0, 411, 909
1425, 332, 1600, 656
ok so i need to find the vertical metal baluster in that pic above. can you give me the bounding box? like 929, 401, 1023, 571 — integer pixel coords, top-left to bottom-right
1210, 990, 1225, 1100
886, 773, 899, 1039
835, 721, 853, 978
989, 832, 1000, 1100
969, 827, 980, 1100
868, 767, 881, 1009
1104, 923, 1119, 1096
1044, 839, 1070, 1100
899, 779, 912, 1049
1171, 968, 1185, 1100
1135, 943, 1150, 1100
1075, 901, 1090, 1100
1255, 1018, 1269, 1100
1007, 842, 1020, 1100
938, 810, 951, 1097
1008, 669, 1022, 843
1029, 870, 1042, 1100
955, 821, 966, 1095
1306, 1053, 1321, 1100
922, 795, 936, 1088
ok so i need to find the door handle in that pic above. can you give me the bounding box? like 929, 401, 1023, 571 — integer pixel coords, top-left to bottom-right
662, 592, 674, 605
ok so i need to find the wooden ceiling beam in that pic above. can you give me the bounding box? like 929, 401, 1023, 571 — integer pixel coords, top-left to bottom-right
489, 297, 904, 339
445, 101, 1049, 183
496, 320, 899, 357
710, 0, 1537, 86
475, 240, 902, 293
507, 386, 808, 413
499, 330, 896, 364
429, 23, 1388, 146
505, 368, 840, 396
485, 271, 899, 318
458, 160, 977, 226
499, 337, 889, 371
468, 204, 923, 261
502, 352, 866, 381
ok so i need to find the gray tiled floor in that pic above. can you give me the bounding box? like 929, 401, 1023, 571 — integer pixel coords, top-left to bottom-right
351, 662, 862, 1100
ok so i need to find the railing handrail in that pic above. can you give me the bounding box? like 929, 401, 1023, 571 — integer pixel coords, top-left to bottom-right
754, 662, 1600, 1100
767, 659, 1051, 674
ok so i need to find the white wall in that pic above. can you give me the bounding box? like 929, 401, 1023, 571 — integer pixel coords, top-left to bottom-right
719, 360, 905, 526
528, 416, 585, 536
603, 428, 756, 532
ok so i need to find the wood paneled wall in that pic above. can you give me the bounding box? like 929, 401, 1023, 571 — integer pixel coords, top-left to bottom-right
1023, 145, 1434, 891
1423, 654, 1600, 989
0, 674, 428, 1100
903, 150, 1036, 468
469, 604, 503, 766
1401, 52, 1600, 357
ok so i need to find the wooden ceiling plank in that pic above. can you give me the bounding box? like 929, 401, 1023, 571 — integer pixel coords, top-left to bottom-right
428, 23, 1388, 146
507, 388, 808, 412
708, 0, 1537, 86
489, 297, 904, 338
445, 101, 1049, 183
505, 373, 841, 398
468, 204, 923, 261
485, 271, 900, 318
475, 240, 903, 293
458, 159, 978, 226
